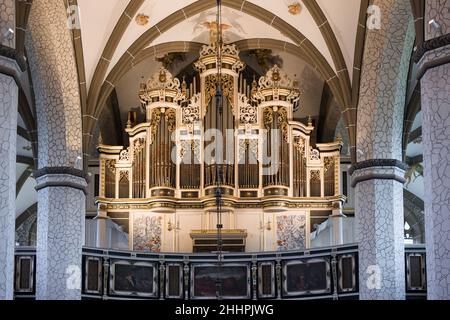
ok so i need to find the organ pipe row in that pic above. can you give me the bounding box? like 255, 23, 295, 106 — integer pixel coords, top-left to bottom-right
98, 44, 342, 200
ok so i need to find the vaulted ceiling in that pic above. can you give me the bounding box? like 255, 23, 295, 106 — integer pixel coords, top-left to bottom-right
77, 0, 361, 89
71, 0, 369, 162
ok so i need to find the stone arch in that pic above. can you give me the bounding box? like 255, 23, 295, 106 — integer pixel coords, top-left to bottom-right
85, 0, 354, 162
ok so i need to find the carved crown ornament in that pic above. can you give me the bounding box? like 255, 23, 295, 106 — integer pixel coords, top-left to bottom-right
252, 65, 301, 106
238, 93, 258, 128
194, 44, 244, 74
139, 68, 187, 107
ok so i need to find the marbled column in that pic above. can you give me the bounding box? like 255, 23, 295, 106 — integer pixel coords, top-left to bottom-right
419, 0, 450, 300
25, 0, 85, 300
352, 164, 407, 299
0, 0, 15, 48
34, 171, 87, 300
0, 72, 18, 300
353, 0, 415, 300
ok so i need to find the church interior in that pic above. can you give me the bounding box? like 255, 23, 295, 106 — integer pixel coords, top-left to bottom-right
1, 0, 449, 301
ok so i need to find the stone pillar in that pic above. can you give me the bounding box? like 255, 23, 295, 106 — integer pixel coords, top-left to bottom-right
26, 0, 86, 300
352, 163, 407, 299
0, 69, 18, 300
352, 0, 415, 300
415, 0, 450, 300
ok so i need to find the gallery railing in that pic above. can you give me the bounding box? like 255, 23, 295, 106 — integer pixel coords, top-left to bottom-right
14, 244, 427, 300
405, 245, 427, 299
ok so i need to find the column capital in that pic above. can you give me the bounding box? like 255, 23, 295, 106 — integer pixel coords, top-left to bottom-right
413, 34, 450, 79
349, 159, 407, 188
34, 167, 89, 195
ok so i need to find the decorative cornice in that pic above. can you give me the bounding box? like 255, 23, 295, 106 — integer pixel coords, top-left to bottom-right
34, 167, 89, 182
35, 181, 88, 195
412, 33, 450, 63
349, 159, 408, 175
351, 173, 406, 188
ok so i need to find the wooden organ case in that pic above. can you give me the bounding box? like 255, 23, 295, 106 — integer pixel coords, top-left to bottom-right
96, 44, 345, 254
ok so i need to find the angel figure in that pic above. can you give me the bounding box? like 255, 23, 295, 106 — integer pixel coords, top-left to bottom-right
201, 21, 232, 46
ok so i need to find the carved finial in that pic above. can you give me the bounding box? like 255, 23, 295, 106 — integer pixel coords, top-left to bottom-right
181, 76, 187, 96
307, 115, 313, 126
251, 75, 258, 96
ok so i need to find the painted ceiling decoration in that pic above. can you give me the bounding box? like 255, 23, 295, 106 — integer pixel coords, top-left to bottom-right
135, 13, 150, 26
284, 1, 302, 15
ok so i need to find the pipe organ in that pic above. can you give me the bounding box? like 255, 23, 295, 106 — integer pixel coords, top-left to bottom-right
96, 44, 345, 253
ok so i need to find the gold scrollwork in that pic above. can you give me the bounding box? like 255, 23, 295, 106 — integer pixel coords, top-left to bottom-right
278, 107, 289, 143
310, 170, 321, 182
204, 74, 234, 107
263, 107, 274, 129
150, 109, 161, 144
105, 159, 116, 174
293, 136, 305, 155
165, 108, 176, 133
324, 157, 334, 173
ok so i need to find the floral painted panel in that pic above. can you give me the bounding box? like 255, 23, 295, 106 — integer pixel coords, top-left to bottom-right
276, 214, 306, 251
133, 213, 162, 252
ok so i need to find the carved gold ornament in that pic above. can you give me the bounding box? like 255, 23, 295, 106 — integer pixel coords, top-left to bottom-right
324, 157, 334, 173
159, 70, 167, 83
310, 170, 321, 183
294, 136, 305, 155
238, 94, 257, 126
150, 109, 162, 145
119, 170, 129, 181
204, 74, 234, 107
182, 93, 201, 125
139, 68, 186, 106
310, 148, 321, 161
253, 65, 301, 106
133, 139, 145, 159
165, 109, 177, 133
263, 107, 274, 129
278, 107, 289, 143
119, 148, 130, 162
105, 159, 116, 174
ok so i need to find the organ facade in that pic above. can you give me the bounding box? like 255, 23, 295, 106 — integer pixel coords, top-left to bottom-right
96, 44, 345, 253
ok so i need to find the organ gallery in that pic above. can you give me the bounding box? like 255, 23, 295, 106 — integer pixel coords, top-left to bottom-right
5, 0, 442, 302
96, 44, 345, 253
